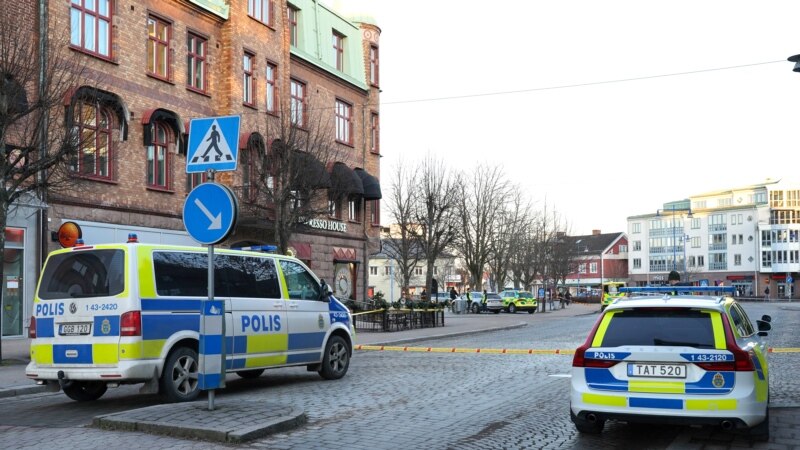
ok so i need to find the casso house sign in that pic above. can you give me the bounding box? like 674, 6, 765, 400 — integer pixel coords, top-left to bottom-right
306, 219, 347, 233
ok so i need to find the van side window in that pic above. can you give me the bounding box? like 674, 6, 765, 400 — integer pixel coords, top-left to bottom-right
154, 252, 210, 297
217, 255, 281, 299
280, 260, 321, 300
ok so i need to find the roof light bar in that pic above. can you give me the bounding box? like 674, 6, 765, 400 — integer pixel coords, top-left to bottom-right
620, 286, 736, 294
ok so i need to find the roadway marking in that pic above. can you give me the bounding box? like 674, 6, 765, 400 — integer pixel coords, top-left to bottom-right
354, 345, 800, 355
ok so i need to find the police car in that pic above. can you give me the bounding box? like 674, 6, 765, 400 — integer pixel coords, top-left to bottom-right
570, 286, 771, 440
499, 290, 538, 314
26, 237, 354, 402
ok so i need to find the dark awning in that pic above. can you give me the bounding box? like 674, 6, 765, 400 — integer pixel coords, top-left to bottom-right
142, 108, 184, 147
65, 86, 130, 140
330, 162, 364, 198
291, 150, 330, 189
354, 168, 382, 200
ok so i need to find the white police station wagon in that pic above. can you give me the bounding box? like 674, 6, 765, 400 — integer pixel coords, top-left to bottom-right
570, 286, 771, 441
26, 238, 354, 402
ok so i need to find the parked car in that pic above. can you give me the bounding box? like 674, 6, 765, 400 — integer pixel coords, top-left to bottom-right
570, 286, 771, 440
499, 290, 538, 313
463, 292, 503, 314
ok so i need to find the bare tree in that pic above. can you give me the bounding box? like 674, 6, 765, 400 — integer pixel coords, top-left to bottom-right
382, 159, 422, 299
413, 155, 460, 299
487, 186, 529, 291
455, 165, 508, 292
0, 20, 88, 357
549, 224, 581, 296
245, 97, 343, 254
534, 203, 566, 311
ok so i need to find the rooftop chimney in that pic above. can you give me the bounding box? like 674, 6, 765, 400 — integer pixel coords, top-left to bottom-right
592, 229, 601, 235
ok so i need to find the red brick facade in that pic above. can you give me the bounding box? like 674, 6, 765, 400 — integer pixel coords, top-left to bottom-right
41, 0, 382, 301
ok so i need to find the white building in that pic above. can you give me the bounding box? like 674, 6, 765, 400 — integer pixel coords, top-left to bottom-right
368, 239, 459, 302
627, 179, 800, 298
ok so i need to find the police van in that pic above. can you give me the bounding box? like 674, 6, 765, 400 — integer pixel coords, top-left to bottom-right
25, 237, 354, 402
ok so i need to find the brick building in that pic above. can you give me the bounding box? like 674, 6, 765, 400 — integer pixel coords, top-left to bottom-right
3, 0, 382, 338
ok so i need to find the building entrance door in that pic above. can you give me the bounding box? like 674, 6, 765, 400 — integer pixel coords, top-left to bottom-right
2, 228, 25, 337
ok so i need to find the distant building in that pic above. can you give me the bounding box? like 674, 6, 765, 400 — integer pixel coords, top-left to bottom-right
368, 237, 458, 301
561, 230, 628, 294
627, 178, 800, 298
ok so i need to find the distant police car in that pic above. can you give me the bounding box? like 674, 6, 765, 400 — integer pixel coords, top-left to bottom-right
570, 286, 771, 441
26, 238, 354, 403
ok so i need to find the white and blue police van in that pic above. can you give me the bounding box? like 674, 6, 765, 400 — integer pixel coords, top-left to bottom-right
25, 237, 354, 402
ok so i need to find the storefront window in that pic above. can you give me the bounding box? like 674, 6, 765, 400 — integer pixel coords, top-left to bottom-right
3, 228, 25, 337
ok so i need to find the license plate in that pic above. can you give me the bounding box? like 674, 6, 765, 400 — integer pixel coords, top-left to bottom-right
59, 323, 92, 336
627, 363, 686, 379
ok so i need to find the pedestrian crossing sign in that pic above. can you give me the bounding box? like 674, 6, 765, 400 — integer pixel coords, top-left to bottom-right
186, 115, 241, 173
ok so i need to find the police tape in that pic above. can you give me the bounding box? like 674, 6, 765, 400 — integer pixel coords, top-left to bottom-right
354, 345, 800, 355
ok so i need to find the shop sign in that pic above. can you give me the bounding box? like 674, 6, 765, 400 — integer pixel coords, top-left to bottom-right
306, 219, 347, 233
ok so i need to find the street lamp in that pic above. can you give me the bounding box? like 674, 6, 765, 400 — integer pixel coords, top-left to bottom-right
788, 54, 800, 72
656, 205, 693, 273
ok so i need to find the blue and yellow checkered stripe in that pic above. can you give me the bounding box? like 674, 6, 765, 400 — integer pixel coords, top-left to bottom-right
584, 367, 736, 394
582, 392, 739, 411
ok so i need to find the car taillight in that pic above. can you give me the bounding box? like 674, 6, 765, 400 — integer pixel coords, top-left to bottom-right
120, 311, 141, 336
721, 313, 755, 371
28, 316, 36, 339
572, 313, 607, 367
694, 362, 736, 371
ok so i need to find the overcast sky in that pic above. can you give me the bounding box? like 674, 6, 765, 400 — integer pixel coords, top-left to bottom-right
334, 0, 800, 236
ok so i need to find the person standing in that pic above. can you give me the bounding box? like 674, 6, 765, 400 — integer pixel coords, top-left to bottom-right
764, 286, 770, 302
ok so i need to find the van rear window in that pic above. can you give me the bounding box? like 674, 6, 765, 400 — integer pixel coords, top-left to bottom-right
599, 308, 716, 349
38, 250, 125, 299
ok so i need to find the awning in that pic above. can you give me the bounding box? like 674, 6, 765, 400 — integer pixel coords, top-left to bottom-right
330, 162, 364, 198
65, 86, 130, 140
141, 108, 184, 147
240, 132, 265, 151
291, 150, 330, 189
354, 168, 382, 200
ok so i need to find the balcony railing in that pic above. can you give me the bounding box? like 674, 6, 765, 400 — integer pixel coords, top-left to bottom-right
708, 243, 727, 251
649, 245, 684, 255
708, 224, 727, 232
709, 262, 728, 270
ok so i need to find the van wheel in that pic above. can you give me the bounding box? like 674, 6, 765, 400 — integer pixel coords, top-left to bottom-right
63, 381, 107, 402
160, 347, 200, 403
236, 369, 265, 379
528, 309, 535, 314
508, 304, 517, 314
318, 335, 350, 380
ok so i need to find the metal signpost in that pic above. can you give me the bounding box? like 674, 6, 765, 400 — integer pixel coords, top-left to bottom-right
183, 115, 240, 410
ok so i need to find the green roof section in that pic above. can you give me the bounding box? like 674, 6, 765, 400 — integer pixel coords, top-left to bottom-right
290, 0, 368, 89
187, 0, 229, 19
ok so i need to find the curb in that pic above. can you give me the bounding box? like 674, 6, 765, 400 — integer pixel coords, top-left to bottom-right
0, 384, 48, 399
93, 402, 307, 443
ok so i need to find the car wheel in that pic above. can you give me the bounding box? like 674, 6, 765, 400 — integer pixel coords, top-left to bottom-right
62, 381, 107, 402
319, 335, 350, 380
571, 411, 605, 434
746, 410, 769, 442
236, 369, 265, 379
160, 346, 200, 403
508, 304, 516, 314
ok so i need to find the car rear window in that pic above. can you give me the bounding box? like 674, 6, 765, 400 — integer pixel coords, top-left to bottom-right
38, 250, 125, 299
599, 308, 716, 349
486, 293, 501, 300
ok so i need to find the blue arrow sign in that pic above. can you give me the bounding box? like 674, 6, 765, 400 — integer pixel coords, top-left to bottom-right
186, 115, 241, 173
183, 183, 238, 245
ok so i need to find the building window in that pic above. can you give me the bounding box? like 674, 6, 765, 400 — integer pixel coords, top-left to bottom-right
691, 218, 701, 229
188, 172, 207, 191
241, 146, 258, 202
328, 198, 341, 219
70, 0, 112, 58
633, 240, 641, 251
332, 31, 345, 71
632, 258, 641, 269
72, 101, 112, 179
691, 236, 701, 248
384, 266, 391, 276
578, 264, 586, 274
147, 122, 170, 189
414, 267, 423, 276
631, 223, 641, 233
147, 16, 171, 80
265, 61, 277, 114
187, 33, 207, 92
288, 5, 298, 46
589, 262, 597, 273
370, 200, 380, 226
369, 45, 379, 86
348, 198, 361, 222
243, 52, 255, 107
369, 266, 377, 276
618, 244, 627, 253
335, 99, 352, 144
290, 79, 306, 127
697, 255, 705, 267
370, 113, 379, 154
734, 254, 742, 266
688, 256, 696, 267
248, 0, 273, 26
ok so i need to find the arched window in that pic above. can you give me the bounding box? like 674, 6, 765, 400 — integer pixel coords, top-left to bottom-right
73, 101, 112, 179
147, 122, 170, 189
